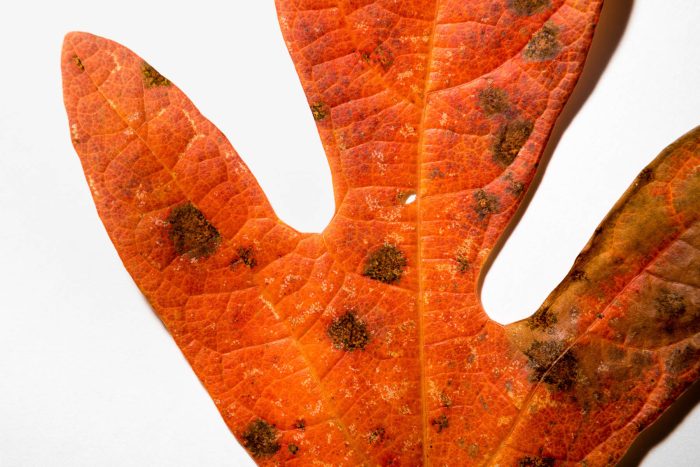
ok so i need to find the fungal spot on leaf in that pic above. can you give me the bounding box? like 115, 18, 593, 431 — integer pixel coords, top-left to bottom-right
363, 244, 407, 284
517, 456, 556, 467
368, 426, 386, 445
638, 167, 655, 183
141, 61, 171, 87
310, 102, 328, 121
543, 351, 579, 391
478, 87, 509, 115
509, 0, 550, 16
167, 202, 221, 258
328, 311, 370, 351
369, 45, 394, 70
73, 55, 85, 71
656, 290, 686, 319
666, 345, 700, 373
474, 190, 499, 219
525, 341, 579, 391
431, 414, 449, 433
288, 444, 299, 455
493, 119, 534, 166
231, 246, 257, 269
528, 306, 557, 329
570, 269, 588, 281
505, 173, 525, 196
242, 419, 280, 458
439, 391, 452, 408
294, 418, 306, 430
456, 255, 470, 273
524, 24, 561, 61
656, 290, 689, 334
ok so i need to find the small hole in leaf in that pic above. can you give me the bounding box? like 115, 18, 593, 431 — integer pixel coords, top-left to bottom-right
404, 194, 416, 205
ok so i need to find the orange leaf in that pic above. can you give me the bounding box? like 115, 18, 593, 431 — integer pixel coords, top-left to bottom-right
61, 1, 698, 464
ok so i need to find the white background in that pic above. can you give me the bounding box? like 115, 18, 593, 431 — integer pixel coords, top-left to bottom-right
0, 1, 698, 465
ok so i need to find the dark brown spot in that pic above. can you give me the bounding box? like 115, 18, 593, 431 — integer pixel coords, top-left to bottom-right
294, 418, 306, 430
363, 244, 407, 284
311, 102, 328, 121
431, 414, 449, 433
517, 456, 556, 467
288, 444, 299, 455
570, 270, 587, 281
524, 24, 561, 61
666, 345, 699, 373
73, 55, 84, 71
456, 255, 469, 273
478, 87, 509, 115
608, 346, 626, 361
328, 311, 370, 351
142, 61, 171, 87
543, 351, 579, 391
493, 119, 534, 166
655, 290, 690, 334
528, 306, 557, 329
242, 419, 280, 458
638, 167, 654, 183
231, 246, 257, 269
368, 426, 386, 445
167, 202, 220, 258
474, 190, 499, 219
525, 341, 579, 391
509, 0, 550, 16
656, 290, 687, 319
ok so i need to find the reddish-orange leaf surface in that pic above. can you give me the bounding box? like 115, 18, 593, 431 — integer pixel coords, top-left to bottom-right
61, 1, 699, 465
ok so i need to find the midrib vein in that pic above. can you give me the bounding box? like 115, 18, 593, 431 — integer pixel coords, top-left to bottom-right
415, 3, 441, 465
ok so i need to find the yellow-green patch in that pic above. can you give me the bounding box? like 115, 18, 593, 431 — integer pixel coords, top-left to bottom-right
311, 102, 328, 121
142, 61, 171, 87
